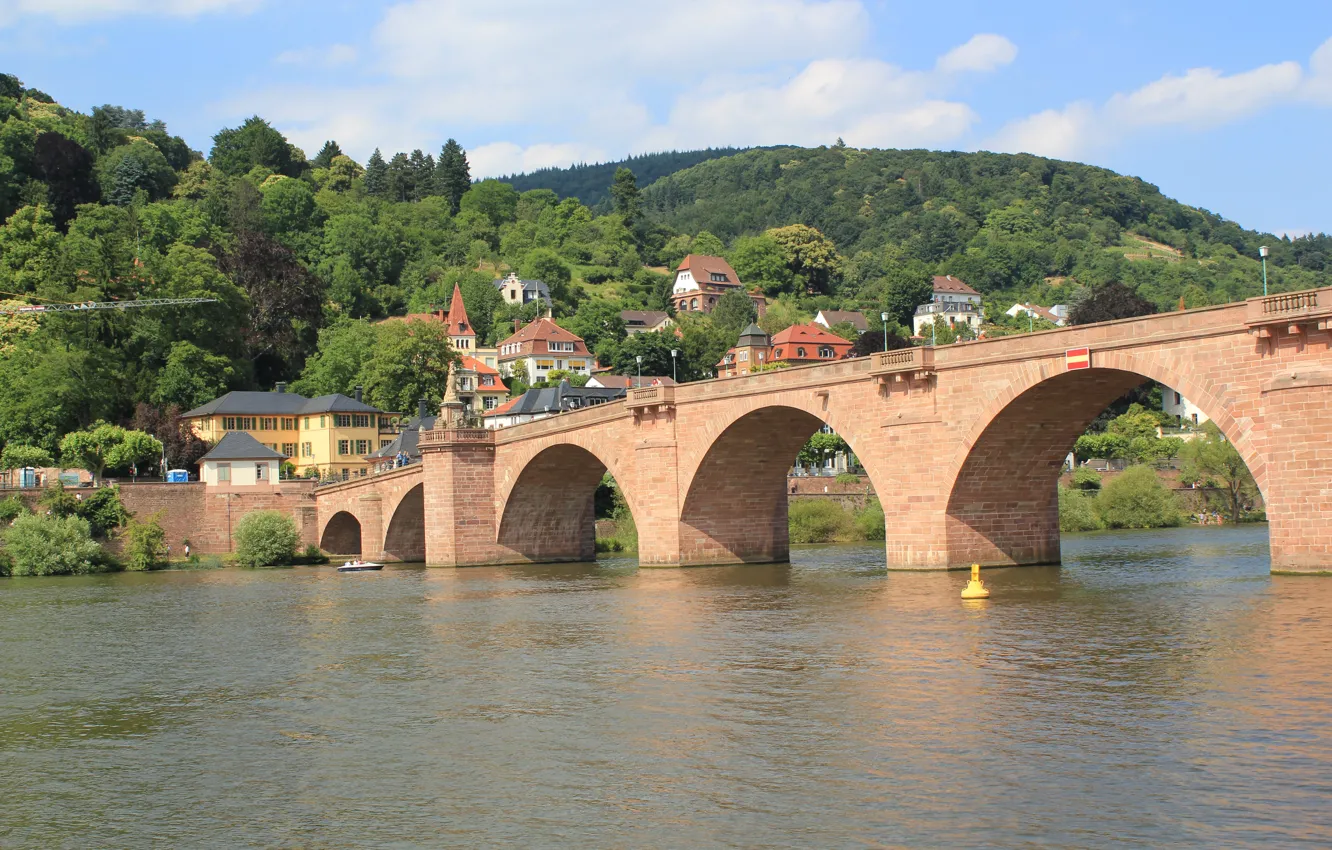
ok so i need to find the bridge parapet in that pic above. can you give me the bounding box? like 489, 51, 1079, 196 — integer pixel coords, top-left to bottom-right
868, 347, 935, 384
1246, 287, 1332, 342
419, 427, 494, 448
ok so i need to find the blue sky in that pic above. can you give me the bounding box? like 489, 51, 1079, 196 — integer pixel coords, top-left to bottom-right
3, 0, 1330, 236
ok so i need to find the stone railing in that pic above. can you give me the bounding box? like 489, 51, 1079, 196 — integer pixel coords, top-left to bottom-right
419, 427, 494, 448
868, 346, 934, 378
626, 385, 675, 408
1246, 287, 1332, 326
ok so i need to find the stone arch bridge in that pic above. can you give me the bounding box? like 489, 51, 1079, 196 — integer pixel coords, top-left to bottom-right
315, 289, 1332, 573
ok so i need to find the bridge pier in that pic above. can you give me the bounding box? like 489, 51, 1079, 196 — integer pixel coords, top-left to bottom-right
357, 493, 385, 562
419, 427, 500, 567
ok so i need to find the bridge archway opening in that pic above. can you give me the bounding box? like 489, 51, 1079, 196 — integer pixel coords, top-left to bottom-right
383, 484, 425, 562
320, 511, 362, 555
945, 367, 1263, 568
497, 444, 637, 563
679, 405, 876, 565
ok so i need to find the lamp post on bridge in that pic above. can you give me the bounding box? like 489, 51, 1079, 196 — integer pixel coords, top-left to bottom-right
880, 312, 888, 351
635, 355, 642, 388
670, 348, 678, 383
1259, 245, 1270, 296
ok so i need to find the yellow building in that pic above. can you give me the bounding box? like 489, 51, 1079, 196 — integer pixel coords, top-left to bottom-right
182, 384, 392, 480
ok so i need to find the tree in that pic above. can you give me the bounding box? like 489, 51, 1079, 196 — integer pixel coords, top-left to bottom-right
218, 230, 324, 383
234, 510, 300, 568
59, 423, 162, 483
759, 294, 811, 336
1096, 465, 1182, 528
710, 288, 758, 337
849, 322, 912, 357
610, 167, 640, 221
520, 248, 573, 308
436, 139, 471, 214
292, 319, 380, 398
1178, 422, 1258, 522
360, 320, 456, 412
386, 151, 412, 202
460, 179, 518, 228
131, 404, 209, 471
563, 298, 626, 361
152, 341, 235, 411
878, 262, 935, 327
210, 116, 297, 177
3, 513, 105, 576
363, 148, 389, 197
97, 141, 177, 204
323, 155, 362, 192
729, 234, 795, 295
798, 431, 848, 468
1106, 404, 1161, 441
312, 140, 344, 170
122, 511, 167, 570
767, 224, 842, 295
0, 444, 54, 480
611, 330, 679, 379
1069, 281, 1157, 325
32, 132, 100, 230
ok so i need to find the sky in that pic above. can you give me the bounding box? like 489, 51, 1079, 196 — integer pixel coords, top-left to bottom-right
3, 0, 1330, 236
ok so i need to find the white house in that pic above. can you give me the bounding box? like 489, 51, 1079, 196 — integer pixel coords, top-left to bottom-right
1162, 387, 1209, 426
198, 432, 286, 486
1004, 303, 1068, 327
813, 310, 868, 334
913, 275, 984, 336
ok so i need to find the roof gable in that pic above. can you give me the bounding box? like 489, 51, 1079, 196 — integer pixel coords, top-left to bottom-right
199, 431, 286, 462
445, 282, 475, 337
770, 323, 855, 348
932, 275, 980, 296
676, 254, 742, 287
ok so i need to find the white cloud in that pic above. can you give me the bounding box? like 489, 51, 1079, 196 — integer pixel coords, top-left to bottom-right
0, 0, 258, 26
216, 2, 1015, 175
936, 34, 1017, 74
989, 40, 1327, 159
274, 44, 357, 69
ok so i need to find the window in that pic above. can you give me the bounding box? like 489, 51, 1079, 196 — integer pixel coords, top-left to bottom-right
352, 414, 370, 428
320, 415, 326, 428
255, 463, 268, 482
381, 440, 393, 449
216, 463, 230, 482
338, 440, 350, 456
549, 341, 575, 352
818, 346, 834, 358
282, 443, 295, 457
690, 298, 698, 310
710, 272, 727, 282
738, 350, 748, 362
302, 442, 312, 458
304, 417, 310, 429
774, 348, 783, 357
480, 375, 494, 386
341, 469, 350, 480
797, 347, 806, 358
456, 338, 470, 349
1175, 392, 1182, 405
282, 418, 295, 430
679, 300, 688, 311
536, 360, 553, 370
259, 417, 277, 431
335, 414, 352, 428
355, 440, 369, 455
483, 395, 498, 410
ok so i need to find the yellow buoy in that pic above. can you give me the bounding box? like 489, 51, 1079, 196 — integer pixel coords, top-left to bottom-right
961, 563, 990, 599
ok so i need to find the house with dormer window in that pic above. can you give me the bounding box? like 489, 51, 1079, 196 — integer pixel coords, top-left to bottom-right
672, 254, 767, 316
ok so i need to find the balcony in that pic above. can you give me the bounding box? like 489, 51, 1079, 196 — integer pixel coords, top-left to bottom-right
868, 347, 934, 383
1245, 287, 1332, 331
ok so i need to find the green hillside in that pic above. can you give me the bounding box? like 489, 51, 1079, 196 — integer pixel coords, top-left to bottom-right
501, 148, 746, 207
0, 68, 1328, 469
640, 144, 1331, 312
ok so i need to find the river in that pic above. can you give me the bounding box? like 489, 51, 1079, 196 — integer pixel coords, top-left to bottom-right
2, 524, 1330, 848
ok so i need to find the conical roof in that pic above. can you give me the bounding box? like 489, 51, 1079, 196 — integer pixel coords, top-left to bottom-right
446, 282, 474, 338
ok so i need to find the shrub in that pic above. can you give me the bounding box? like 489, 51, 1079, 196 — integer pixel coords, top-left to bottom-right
1070, 467, 1102, 491
789, 499, 852, 544
853, 498, 886, 541
38, 485, 80, 518
1058, 487, 1104, 532
233, 510, 300, 568
835, 472, 862, 485
1096, 466, 1182, 529
121, 511, 167, 571
0, 496, 27, 525
3, 513, 107, 576
78, 487, 130, 537
295, 544, 329, 565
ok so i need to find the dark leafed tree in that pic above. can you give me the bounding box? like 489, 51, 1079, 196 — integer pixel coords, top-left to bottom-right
408, 149, 435, 200
710, 287, 757, 337
1069, 281, 1158, 326
131, 403, 210, 470
312, 140, 343, 170
209, 116, 297, 177
610, 167, 640, 222
849, 324, 911, 357
386, 152, 412, 202
435, 138, 470, 214
218, 231, 324, 384
363, 148, 389, 197
32, 132, 100, 231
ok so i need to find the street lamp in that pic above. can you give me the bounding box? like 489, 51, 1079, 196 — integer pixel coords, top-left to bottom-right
879, 312, 888, 351
635, 355, 642, 387
1259, 245, 1270, 296
670, 348, 678, 382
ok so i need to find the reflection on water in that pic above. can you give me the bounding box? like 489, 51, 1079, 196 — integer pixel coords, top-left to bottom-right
2, 525, 1331, 848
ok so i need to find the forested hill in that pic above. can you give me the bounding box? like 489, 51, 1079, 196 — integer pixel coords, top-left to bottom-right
501, 148, 746, 207
640, 145, 1331, 310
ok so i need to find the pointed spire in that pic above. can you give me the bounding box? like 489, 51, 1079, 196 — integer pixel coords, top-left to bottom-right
446, 282, 474, 338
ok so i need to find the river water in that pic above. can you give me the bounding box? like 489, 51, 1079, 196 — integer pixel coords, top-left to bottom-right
2, 525, 1331, 848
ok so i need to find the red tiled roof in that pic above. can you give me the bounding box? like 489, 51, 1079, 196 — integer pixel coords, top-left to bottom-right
460, 355, 507, 393
496, 318, 591, 357
483, 395, 520, 418
446, 282, 474, 338
677, 254, 742, 287
769, 323, 855, 362
932, 275, 980, 296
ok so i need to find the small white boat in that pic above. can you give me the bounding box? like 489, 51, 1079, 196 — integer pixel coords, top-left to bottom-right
338, 560, 384, 572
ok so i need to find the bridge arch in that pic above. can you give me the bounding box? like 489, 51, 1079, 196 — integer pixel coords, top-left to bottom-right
383, 483, 425, 562
320, 511, 362, 555
678, 401, 883, 565
496, 438, 640, 564
942, 350, 1266, 567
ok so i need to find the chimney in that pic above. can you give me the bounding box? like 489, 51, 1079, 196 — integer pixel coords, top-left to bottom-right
418, 398, 429, 420
275, 382, 287, 394
353, 385, 363, 402
514, 318, 521, 333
